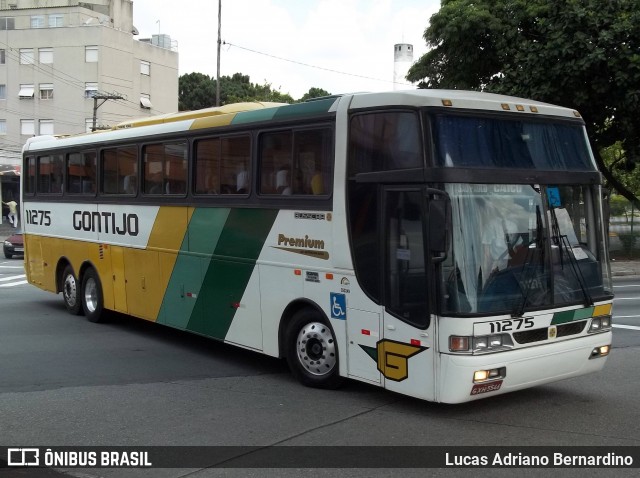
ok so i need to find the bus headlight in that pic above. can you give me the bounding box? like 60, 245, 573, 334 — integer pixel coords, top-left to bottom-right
449, 334, 514, 353
473, 334, 513, 353
589, 315, 612, 333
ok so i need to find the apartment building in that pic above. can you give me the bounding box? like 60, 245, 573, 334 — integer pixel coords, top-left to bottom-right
0, 0, 179, 209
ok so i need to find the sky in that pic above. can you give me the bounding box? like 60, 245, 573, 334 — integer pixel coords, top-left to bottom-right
132, 0, 441, 100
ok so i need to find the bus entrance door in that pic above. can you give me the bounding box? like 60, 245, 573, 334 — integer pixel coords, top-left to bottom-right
380, 188, 436, 401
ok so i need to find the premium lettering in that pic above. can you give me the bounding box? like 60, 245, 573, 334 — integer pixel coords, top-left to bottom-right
277, 233, 324, 250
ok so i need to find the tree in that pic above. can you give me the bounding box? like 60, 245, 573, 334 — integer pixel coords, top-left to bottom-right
408, 0, 640, 205
299, 87, 332, 102
178, 72, 216, 111
179, 72, 295, 110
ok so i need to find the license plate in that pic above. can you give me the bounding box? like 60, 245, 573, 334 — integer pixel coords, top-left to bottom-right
470, 380, 503, 396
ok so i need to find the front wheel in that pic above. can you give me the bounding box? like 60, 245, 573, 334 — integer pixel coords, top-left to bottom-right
62, 265, 83, 315
82, 268, 105, 323
285, 309, 343, 389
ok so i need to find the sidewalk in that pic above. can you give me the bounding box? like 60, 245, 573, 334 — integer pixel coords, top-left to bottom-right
2, 220, 639, 277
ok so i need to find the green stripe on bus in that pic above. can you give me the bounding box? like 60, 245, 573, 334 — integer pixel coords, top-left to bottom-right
185, 208, 278, 339
231, 108, 279, 125
271, 98, 336, 120
231, 98, 335, 125
157, 208, 231, 329
551, 307, 594, 325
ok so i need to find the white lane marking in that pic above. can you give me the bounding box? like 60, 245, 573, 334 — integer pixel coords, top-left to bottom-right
613, 285, 640, 288
613, 324, 640, 331
0, 280, 28, 288
0, 274, 26, 282
613, 297, 639, 301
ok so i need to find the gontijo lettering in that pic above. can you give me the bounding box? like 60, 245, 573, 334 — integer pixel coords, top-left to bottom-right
73, 211, 139, 236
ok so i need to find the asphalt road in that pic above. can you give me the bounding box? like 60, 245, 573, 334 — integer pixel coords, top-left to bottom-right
1, 259, 639, 478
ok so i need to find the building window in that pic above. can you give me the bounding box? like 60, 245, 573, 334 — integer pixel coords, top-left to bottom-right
31, 15, 45, 28
0, 84, 5, 100
39, 119, 54, 135
19, 48, 35, 65
49, 14, 64, 28
0, 17, 15, 30
21, 119, 35, 136
0, 49, 4, 64
140, 94, 152, 109
85, 46, 98, 63
85, 82, 98, 98
40, 83, 53, 100
39, 47, 53, 64
0, 119, 6, 134
140, 60, 150, 76
19, 84, 35, 99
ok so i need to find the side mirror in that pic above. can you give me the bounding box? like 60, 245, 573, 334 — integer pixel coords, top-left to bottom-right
425, 188, 451, 263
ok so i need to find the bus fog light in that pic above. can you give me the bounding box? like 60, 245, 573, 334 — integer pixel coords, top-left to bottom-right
590, 345, 610, 359
473, 367, 506, 383
449, 336, 470, 352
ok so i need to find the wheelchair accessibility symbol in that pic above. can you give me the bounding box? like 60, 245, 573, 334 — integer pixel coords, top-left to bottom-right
330, 293, 347, 320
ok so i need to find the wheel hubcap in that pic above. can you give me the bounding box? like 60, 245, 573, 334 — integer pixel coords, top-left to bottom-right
84, 278, 98, 313
295, 322, 337, 376
64, 274, 77, 307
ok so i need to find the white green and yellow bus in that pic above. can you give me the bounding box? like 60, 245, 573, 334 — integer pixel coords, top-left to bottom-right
21, 90, 613, 403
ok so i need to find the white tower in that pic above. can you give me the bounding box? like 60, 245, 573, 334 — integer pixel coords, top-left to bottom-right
393, 43, 414, 90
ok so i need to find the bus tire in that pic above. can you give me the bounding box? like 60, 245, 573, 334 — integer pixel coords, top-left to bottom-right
285, 309, 343, 389
81, 267, 105, 323
62, 265, 83, 315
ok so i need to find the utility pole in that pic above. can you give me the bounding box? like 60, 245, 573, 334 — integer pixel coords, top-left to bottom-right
216, 0, 222, 106
92, 93, 124, 131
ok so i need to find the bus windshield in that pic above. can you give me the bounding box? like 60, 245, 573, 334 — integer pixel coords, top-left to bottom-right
441, 183, 613, 315
431, 114, 596, 171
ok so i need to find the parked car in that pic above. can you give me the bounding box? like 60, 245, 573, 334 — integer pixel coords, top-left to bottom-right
3, 229, 23, 259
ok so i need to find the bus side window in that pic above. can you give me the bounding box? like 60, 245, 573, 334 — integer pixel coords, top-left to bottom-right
259, 128, 331, 196
102, 146, 137, 195
67, 151, 96, 195
259, 131, 292, 195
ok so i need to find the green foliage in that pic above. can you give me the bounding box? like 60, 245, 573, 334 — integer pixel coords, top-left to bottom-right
177, 73, 329, 111
609, 194, 630, 218
408, 0, 640, 202
299, 87, 332, 102
178, 72, 217, 111
601, 143, 640, 196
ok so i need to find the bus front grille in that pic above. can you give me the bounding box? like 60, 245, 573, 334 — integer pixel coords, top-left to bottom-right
513, 320, 587, 344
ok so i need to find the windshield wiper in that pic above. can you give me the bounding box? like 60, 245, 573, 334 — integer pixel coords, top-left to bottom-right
512, 205, 545, 318
548, 207, 594, 307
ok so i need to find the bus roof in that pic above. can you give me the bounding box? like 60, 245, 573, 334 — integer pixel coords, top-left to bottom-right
23, 90, 581, 153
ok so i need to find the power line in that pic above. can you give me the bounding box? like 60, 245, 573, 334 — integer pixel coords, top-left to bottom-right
223, 40, 414, 87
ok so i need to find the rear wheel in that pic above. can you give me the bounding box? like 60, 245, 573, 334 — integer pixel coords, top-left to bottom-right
285, 309, 343, 389
82, 268, 105, 323
62, 265, 83, 315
